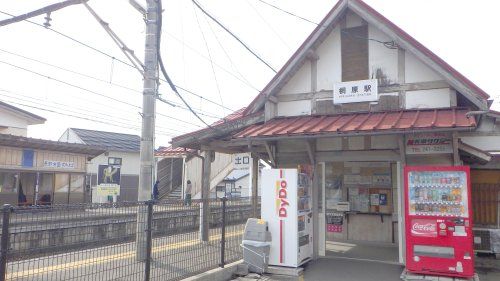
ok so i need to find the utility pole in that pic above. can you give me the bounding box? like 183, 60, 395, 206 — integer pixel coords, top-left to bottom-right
136, 0, 159, 261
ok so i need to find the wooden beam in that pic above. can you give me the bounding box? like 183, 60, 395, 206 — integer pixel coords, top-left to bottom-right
200, 150, 212, 241
315, 149, 401, 162
200, 144, 243, 154
251, 156, 259, 218
277, 81, 449, 103
348, 0, 488, 110
398, 135, 407, 166
305, 140, 316, 165
452, 132, 461, 166
264, 142, 276, 167
244, 1, 348, 115
172, 111, 264, 148
398, 48, 406, 108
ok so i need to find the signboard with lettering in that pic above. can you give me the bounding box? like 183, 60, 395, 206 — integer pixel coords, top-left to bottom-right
233, 153, 251, 170
97, 165, 121, 196
333, 79, 378, 104
406, 133, 453, 154
43, 160, 75, 169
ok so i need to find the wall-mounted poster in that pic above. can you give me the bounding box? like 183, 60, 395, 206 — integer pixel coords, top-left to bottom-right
97, 165, 121, 196
326, 213, 344, 233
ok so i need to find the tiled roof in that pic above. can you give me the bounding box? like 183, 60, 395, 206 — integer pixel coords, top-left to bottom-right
155, 146, 194, 157
234, 108, 476, 139
71, 128, 140, 152
170, 107, 249, 144
210, 107, 247, 126
0, 133, 105, 156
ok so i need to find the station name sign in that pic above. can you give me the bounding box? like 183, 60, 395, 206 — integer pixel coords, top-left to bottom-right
43, 160, 75, 169
333, 79, 378, 104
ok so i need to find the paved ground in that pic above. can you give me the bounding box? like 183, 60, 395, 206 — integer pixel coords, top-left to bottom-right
6, 226, 244, 281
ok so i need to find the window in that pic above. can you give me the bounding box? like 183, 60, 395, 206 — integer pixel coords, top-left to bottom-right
108, 157, 122, 165
0, 171, 17, 193
70, 174, 84, 193
55, 173, 70, 193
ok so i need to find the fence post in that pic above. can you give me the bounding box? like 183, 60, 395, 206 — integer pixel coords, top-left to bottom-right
219, 197, 227, 268
144, 200, 154, 281
0, 204, 12, 281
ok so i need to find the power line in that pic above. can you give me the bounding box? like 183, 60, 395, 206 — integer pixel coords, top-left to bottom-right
0, 59, 204, 128
253, 1, 398, 50
156, 0, 213, 129
0, 48, 223, 119
0, 98, 177, 137
191, 0, 278, 73
255, 0, 319, 26
201, 15, 256, 93
164, 31, 260, 93
0, 88, 189, 135
0, 9, 234, 112
245, 0, 292, 50
192, 2, 225, 115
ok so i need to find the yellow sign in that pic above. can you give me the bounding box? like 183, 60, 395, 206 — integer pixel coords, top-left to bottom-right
96, 184, 120, 196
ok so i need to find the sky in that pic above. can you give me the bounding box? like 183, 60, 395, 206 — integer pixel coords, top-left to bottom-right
0, 0, 499, 147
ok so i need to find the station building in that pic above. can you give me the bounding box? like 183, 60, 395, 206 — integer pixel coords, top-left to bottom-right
171, 0, 500, 263
0, 102, 104, 205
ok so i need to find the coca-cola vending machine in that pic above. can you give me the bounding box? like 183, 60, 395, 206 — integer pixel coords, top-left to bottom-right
405, 166, 474, 278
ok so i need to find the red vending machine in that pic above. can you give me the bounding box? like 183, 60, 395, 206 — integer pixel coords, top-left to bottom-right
404, 166, 474, 278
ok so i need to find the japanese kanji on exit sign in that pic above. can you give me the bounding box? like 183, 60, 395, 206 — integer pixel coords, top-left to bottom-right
233, 153, 251, 170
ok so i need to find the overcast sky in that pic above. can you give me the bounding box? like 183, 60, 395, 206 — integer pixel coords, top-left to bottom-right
0, 0, 498, 146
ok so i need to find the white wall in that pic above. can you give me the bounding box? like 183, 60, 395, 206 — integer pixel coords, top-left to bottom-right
368, 25, 398, 84
0, 127, 27, 136
277, 100, 311, 117
87, 151, 140, 175
405, 88, 451, 109
0, 110, 30, 137
235, 175, 250, 197
405, 52, 442, 83
278, 61, 311, 95
58, 129, 83, 143
316, 26, 342, 91
461, 136, 500, 152
267, 9, 456, 118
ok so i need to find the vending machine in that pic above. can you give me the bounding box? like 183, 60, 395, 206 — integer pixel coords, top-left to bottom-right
405, 166, 474, 278
261, 168, 313, 267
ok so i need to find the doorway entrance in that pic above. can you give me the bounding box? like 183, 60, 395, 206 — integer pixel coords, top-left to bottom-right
319, 161, 400, 263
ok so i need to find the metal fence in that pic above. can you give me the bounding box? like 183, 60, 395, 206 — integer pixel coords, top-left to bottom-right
0, 197, 259, 281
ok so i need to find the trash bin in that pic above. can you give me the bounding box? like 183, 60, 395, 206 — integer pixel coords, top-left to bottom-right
241, 218, 272, 273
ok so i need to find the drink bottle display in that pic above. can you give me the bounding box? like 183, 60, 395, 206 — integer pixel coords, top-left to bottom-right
405, 166, 473, 278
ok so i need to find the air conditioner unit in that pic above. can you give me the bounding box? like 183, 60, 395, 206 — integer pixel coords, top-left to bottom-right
473, 228, 500, 259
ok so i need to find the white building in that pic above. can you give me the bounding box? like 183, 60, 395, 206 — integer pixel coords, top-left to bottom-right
59, 128, 140, 202
0, 100, 45, 136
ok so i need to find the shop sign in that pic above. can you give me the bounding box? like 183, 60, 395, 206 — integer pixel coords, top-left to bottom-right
43, 160, 75, 169
406, 133, 453, 154
275, 172, 289, 218
233, 153, 251, 170
333, 79, 378, 104
411, 218, 437, 237
97, 165, 121, 196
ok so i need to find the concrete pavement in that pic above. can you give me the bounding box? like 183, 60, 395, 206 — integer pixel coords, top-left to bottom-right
6, 226, 244, 281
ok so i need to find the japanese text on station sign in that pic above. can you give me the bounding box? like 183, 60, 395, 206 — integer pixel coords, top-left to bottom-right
333, 79, 378, 104
233, 153, 251, 169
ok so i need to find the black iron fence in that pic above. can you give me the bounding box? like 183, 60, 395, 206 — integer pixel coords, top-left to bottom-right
0, 197, 259, 281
